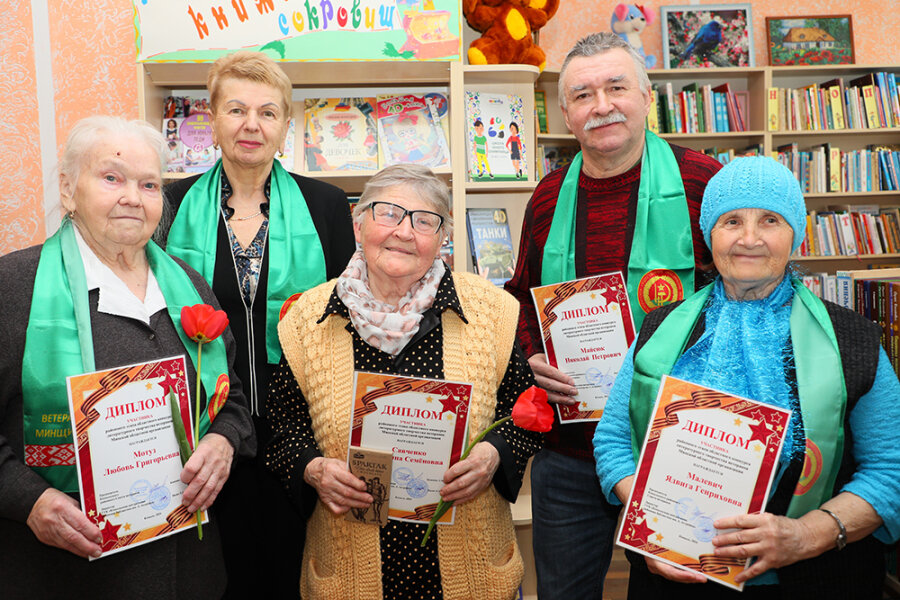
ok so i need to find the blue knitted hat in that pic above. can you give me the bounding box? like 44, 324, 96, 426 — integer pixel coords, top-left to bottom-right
700, 157, 806, 253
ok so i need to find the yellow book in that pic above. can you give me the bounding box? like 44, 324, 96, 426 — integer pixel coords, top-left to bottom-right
805, 213, 817, 256
646, 88, 660, 134
829, 146, 842, 192
862, 85, 880, 128
767, 87, 780, 131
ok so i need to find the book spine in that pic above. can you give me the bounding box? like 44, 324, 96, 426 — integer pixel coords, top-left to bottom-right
767, 88, 779, 131
862, 85, 879, 128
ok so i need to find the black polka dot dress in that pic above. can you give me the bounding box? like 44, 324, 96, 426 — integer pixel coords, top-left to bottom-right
266, 272, 541, 598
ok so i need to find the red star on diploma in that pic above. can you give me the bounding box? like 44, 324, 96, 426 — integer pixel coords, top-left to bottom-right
600, 286, 621, 306
100, 518, 121, 547
748, 419, 773, 445
439, 394, 467, 417
159, 372, 180, 396
628, 518, 655, 546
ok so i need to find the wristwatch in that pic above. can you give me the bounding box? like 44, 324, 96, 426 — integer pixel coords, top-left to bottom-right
817, 508, 847, 551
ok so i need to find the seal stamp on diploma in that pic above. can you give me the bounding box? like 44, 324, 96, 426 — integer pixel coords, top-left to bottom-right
637, 269, 684, 314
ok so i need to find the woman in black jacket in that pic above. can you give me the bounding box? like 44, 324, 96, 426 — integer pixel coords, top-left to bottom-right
164, 51, 354, 599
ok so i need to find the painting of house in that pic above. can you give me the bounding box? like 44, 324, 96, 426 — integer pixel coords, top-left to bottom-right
782, 28, 835, 50
766, 15, 854, 65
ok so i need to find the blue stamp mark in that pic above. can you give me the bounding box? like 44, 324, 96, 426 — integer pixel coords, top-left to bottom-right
130, 479, 152, 502
674, 497, 717, 542
407, 477, 428, 499
585, 368, 603, 385
148, 485, 171, 511
393, 467, 414, 485
693, 516, 716, 542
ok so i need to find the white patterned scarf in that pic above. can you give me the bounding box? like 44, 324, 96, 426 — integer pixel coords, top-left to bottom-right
335, 250, 446, 355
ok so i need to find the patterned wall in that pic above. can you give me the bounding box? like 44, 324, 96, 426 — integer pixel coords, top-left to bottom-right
0, 3, 44, 254
1, 1, 137, 256
2, 1, 898, 254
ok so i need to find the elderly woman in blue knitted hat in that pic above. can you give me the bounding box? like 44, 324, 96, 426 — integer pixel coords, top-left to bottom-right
593, 157, 900, 599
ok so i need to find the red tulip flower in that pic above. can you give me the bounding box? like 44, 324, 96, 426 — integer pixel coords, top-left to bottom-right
511, 386, 554, 432
421, 384, 554, 546
181, 304, 228, 343
179, 303, 229, 540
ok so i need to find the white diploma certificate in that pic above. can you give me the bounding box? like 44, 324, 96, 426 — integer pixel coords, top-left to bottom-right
67, 355, 205, 558
349, 372, 472, 524
617, 376, 791, 590
531, 272, 636, 422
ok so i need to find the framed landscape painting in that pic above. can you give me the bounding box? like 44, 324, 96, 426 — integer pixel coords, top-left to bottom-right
662, 4, 753, 69
766, 15, 854, 66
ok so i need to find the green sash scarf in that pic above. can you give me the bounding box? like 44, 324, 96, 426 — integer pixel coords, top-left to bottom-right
22, 220, 230, 491
541, 131, 693, 331
628, 279, 847, 516
166, 159, 327, 364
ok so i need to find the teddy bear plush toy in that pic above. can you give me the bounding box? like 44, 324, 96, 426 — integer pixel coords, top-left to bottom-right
610, 3, 656, 68
464, 0, 560, 71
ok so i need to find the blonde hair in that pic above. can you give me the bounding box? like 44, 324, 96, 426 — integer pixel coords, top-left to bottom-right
207, 51, 293, 118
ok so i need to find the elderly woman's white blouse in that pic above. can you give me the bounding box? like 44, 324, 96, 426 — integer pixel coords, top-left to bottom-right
73, 227, 166, 325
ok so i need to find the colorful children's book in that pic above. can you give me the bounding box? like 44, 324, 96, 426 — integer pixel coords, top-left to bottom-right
162, 97, 218, 174
466, 208, 516, 286
465, 91, 527, 181
303, 97, 378, 172
375, 92, 450, 169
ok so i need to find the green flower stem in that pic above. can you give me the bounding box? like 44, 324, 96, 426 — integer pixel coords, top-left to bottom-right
169, 389, 192, 467
194, 342, 203, 541
420, 416, 511, 547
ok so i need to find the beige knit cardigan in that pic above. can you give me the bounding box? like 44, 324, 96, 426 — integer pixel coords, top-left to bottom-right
278, 272, 524, 600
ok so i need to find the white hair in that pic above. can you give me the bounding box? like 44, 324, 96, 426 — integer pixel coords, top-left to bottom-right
558, 32, 650, 108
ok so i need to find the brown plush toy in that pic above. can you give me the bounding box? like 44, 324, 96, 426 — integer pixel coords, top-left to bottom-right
464, 0, 560, 71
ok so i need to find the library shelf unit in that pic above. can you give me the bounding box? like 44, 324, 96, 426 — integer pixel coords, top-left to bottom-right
137, 60, 540, 272
535, 63, 900, 273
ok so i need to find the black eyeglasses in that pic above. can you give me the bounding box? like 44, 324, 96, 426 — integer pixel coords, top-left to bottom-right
367, 201, 444, 235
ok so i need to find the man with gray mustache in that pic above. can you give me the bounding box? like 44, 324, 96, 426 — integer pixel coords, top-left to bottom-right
504, 32, 722, 600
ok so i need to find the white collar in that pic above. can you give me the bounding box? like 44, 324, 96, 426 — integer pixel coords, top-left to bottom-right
73, 227, 167, 325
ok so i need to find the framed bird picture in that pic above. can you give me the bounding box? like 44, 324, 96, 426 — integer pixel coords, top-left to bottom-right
661, 4, 754, 69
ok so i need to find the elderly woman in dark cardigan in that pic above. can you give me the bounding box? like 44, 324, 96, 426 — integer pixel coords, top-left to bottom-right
0, 116, 254, 599
594, 157, 900, 599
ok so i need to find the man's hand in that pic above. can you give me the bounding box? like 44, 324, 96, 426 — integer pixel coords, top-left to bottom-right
528, 353, 578, 405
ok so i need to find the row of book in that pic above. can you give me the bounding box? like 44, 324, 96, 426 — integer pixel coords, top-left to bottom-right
767, 71, 900, 132
795, 207, 900, 258
647, 82, 749, 135
306, 91, 531, 182
801, 268, 900, 375
534, 145, 578, 179
304, 93, 450, 172
774, 144, 900, 194
701, 144, 763, 166
163, 91, 529, 181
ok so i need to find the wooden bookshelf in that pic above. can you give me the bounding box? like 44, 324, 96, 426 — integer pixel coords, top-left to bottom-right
536, 64, 900, 273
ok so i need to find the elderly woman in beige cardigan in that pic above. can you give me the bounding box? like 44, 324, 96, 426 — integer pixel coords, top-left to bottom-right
266, 164, 541, 599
